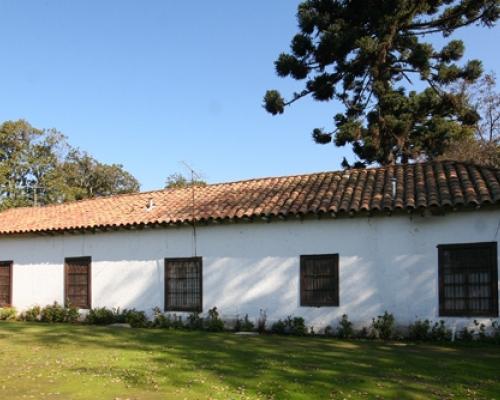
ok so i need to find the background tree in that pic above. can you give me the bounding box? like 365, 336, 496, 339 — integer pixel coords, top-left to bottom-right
441, 73, 499, 167
59, 150, 140, 201
0, 119, 140, 209
264, 0, 499, 167
165, 172, 206, 189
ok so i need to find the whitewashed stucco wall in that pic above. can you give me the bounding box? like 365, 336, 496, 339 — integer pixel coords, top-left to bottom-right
0, 209, 499, 329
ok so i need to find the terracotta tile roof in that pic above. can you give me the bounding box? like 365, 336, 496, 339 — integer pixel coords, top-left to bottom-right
0, 161, 498, 236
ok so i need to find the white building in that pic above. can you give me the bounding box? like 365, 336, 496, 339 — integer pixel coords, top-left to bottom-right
0, 161, 498, 330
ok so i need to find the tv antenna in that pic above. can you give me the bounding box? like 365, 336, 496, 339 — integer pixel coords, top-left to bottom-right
180, 161, 202, 256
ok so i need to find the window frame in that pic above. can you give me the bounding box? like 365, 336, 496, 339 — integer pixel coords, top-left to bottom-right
300, 254, 339, 307
438, 242, 498, 317
0, 261, 13, 308
164, 257, 203, 313
64, 256, 92, 310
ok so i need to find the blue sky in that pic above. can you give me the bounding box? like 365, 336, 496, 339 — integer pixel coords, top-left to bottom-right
1, 1, 499, 190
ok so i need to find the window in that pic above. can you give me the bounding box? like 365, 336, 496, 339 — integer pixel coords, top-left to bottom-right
65, 257, 91, 309
300, 254, 339, 307
438, 242, 498, 317
0, 261, 12, 307
165, 257, 202, 312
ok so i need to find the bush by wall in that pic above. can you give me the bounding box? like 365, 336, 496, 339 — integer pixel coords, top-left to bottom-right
371, 311, 395, 340
4, 304, 500, 343
270, 316, 307, 336
0, 307, 17, 321
15, 302, 78, 323
336, 314, 354, 339
85, 307, 117, 325
205, 307, 224, 332
234, 314, 255, 332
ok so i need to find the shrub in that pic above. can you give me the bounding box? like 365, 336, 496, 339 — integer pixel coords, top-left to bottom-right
186, 312, 203, 330
234, 316, 242, 332
234, 314, 254, 332
152, 307, 171, 328
337, 314, 354, 339
289, 317, 307, 336
171, 314, 184, 329
65, 304, 80, 323
271, 319, 286, 334
492, 320, 500, 344
430, 320, 452, 341
356, 326, 370, 339
40, 302, 78, 323
234, 314, 255, 332
0, 307, 17, 321
324, 325, 333, 336
123, 309, 148, 328
271, 316, 307, 335
21, 305, 41, 322
257, 309, 267, 333
408, 319, 431, 341
474, 320, 487, 340
458, 326, 474, 341
205, 307, 224, 332
371, 311, 395, 340
86, 307, 116, 325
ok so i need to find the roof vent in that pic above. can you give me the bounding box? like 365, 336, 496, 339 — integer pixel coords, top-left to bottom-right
391, 177, 397, 198
145, 198, 155, 212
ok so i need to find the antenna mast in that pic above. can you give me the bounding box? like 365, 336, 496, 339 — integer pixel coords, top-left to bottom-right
180, 161, 200, 257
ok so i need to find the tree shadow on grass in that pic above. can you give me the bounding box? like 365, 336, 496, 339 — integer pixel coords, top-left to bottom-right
1, 322, 499, 399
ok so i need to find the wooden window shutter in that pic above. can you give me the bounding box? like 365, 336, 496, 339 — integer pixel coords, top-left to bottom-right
438, 242, 498, 317
165, 257, 202, 312
65, 257, 91, 309
300, 254, 339, 307
0, 261, 13, 307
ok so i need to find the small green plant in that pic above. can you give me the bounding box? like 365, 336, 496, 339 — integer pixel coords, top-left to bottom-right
271, 316, 307, 335
234, 314, 254, 332
86, 307, 116, 325
65, 304, 80, 323
408, 319, 431, 341
205, 307, 224, 332
257, 309, 267, 333
474, 320, 487, 340
0, 307, 17, 321
171, 314, 184, 329
186, 312, 203, 330
241, 314, 255, 331
234, 316, 242, 332
123, 309, 148, 328
152, 307, 171, 328
337, 314, 354, 339
289, 316, 307, 336
430, 320, 452, 341
356, 326, 370, 339
371, 311, 395, 340
40, 302, 77, 323
21, 305, 41, 321
271, 319, 286, 334
458, 326, 474, 341
491, 320, 500, 344
324, 325, 333, 336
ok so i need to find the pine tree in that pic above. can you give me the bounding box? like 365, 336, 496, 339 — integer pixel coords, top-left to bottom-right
264, 0, 498, 167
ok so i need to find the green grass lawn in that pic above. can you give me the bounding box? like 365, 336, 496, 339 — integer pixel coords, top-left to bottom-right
0, 322, 499, 400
